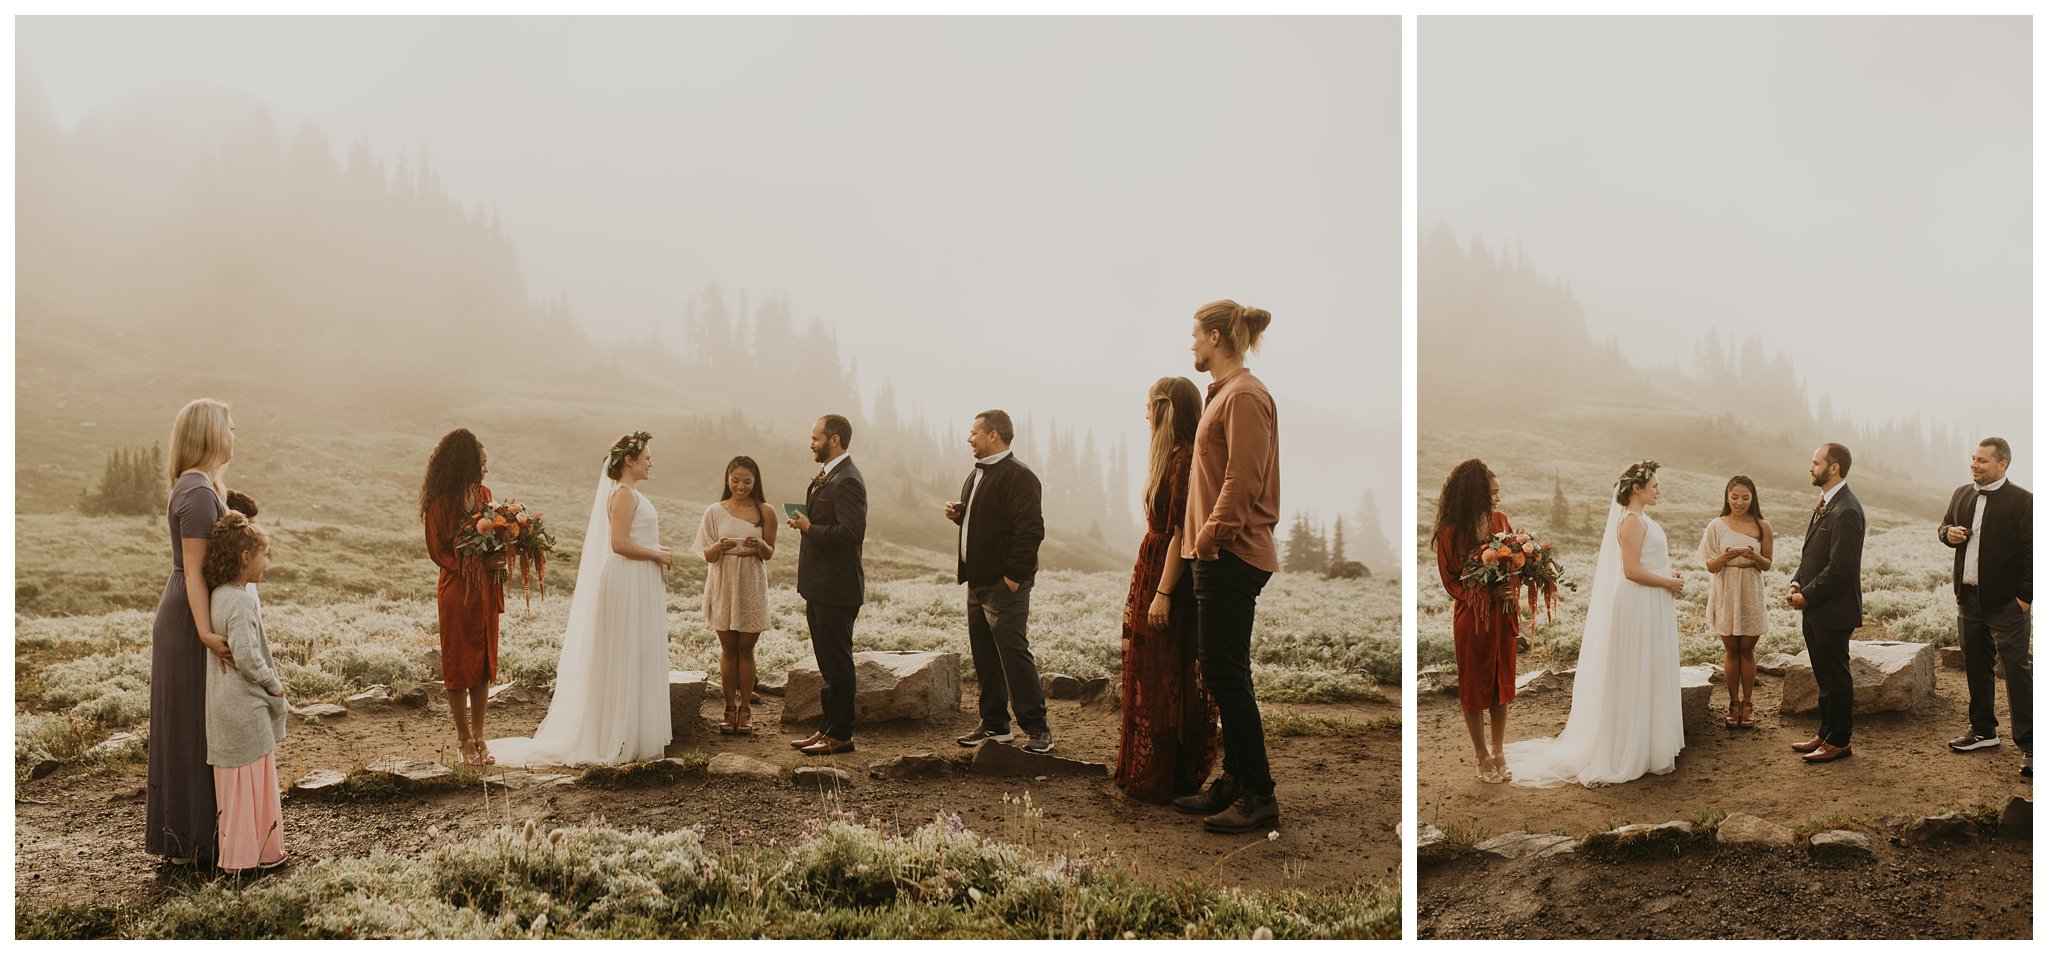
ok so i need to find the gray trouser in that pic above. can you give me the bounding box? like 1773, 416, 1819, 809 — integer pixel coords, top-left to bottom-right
966, 582, 1047, 735
1960, 587, 2032, 753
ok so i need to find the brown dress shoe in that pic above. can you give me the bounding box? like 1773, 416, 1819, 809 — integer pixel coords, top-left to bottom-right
800, 735, 855, 756
1172, 775, 1241, 816
1802, 742, 1853, 763
1789, 735, 1825, 753
790, 732, 826, 750
1203, 792, 1280, 834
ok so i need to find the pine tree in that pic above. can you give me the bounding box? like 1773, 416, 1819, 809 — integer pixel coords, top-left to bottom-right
1550, 474, 1570, 532
1331, 515, 1347, 563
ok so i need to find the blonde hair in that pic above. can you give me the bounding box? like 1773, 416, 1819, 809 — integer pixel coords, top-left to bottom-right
168, 398, 233, 500
1143, 377, 1203, 518
1194, 299, 1273, 357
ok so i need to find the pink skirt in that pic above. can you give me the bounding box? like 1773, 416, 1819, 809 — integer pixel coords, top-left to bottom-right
213, 752, 284, 872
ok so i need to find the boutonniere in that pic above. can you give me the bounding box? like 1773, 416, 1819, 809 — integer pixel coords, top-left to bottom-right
1813, 499, 1830, 524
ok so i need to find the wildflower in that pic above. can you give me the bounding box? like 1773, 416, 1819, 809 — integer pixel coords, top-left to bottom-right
1252, 927, 1274, 940
522, 819, 538, 841
966, 886, 984, 904
1267, 831, 1279, 841
529, 912, 549, 937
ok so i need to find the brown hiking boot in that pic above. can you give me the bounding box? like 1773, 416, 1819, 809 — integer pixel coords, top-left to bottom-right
1204, 792, 1281, 834
1172, 774, 1240, 815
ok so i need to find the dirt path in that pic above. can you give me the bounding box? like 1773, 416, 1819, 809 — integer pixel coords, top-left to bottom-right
15, 686, 1399, 918
1420, 660, 2028, 837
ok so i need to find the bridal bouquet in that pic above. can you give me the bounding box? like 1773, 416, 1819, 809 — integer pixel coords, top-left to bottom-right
1460, 529, 1576, 623
456, 498, 565, 611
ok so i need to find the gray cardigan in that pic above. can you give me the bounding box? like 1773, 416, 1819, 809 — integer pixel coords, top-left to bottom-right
206, 584, 288, 768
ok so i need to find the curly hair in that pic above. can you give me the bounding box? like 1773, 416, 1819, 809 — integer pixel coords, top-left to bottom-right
1432, 459, 1495, 553
421, 429, 485, 523
1613, 459, 1660, 505
225, 490, 259, 518
202, 510, 268, 590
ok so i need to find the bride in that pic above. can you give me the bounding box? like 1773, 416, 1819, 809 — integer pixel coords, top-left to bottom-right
1504, 460, 1685, 787
491, 432, 675, 767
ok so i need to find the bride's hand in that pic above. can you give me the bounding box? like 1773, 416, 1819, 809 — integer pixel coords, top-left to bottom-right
1668, 573, 1684, 594
656, 545, 675, 569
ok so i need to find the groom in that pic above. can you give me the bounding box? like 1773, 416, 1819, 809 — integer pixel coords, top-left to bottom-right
789, 413, 866, 757
1787, 442, 1865, 764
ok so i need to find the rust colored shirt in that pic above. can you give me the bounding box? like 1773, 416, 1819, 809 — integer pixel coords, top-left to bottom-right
1181, 367, 1280, 572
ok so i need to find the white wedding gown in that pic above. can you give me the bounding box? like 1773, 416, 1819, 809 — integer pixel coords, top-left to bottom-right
490, 478, 671, 767
1504, 505, 1684, 787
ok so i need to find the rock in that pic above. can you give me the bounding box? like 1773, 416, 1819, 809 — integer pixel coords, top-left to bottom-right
794, 766, 855, 790
1999, 796, 2030, 835
1937, 646, 1999, 674
755, 670, 787, 696
364, 756, 454, 783
86, 732, 142, 760
669, 670, 710, 735
1416, 666, 1459, 696
1807, 829, 1874, 861
1324, 560, 1369, 580
1757, 652, 1802, 676
419, 647, 441, 681
29, 759, 61, 780
291, 769, 348, 795
1780, 641, 1935, 715
1417, 823, 1448, 855
1042, 673, 1085, 699
1474, 831, 1579, 860
706, 753, 784, 781
1716, 812, 1797, 849
1077, 676, 1113, 705
781, 651, 962, 727
1515, 669, 1571, 695
486, 771, 577, 790
347, 685, 392, 705
865, 753, 952, 780
1680, 666, 1717, 735
394, 683, 431, 708
488, 682, 529, 704
1081, 679, 1121, 713
967, 742, 1109, 778
292, 703, 348, 720
1583, 820, 1695, 854
1901, 813, 1980, 846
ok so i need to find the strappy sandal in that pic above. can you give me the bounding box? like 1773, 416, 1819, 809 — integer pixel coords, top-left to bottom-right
734, 703, 757, 735
458, 739, 489, 766
1476, 756, 1504, 784
1737, 701, 1757, 729
1492, 754, 1513, 783
717, 704, 742, 736
1724, 701, 1742, 728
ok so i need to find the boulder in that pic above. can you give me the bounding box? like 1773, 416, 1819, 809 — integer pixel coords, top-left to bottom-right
1416, 823, 1448, 855
1680, 666, 1717, 735
488, 681, 530, 705
1716, 812, 1796, 849
1756, 652, 1802, 676
1077, 677, 1114, 706
290, 769, 348, 795
29, 759, 61, 780
1042, 673, 1086, 699
967, 742, 1109, 778
486, 771, 577, 790
1938, 645, 2000, 674
394, 683, 432, 708
364, 756, 454, 784
1999, 796, 2030, 835
86, 732, 142, 760
706, 753, 784, 781
1416, 666, 1459, 696
1584, 820, 1695, 854
1324, 560, 1369, 580
794, 766, 855, 790
781, 651, 962, 727
669, 670, 710, 735
1901, 813, 1979, 847
755, 670, 787, 696
347, 685, 392, 706
1515, 669, 1571, 695
1807, 829, 1874, 861
1081, 679, 1121, 713
1780, 641, 1935, 715
419, 647, 441, 681
865, 753, 952, 780
293, 703, 348, 720
1474, 831, 1578, 860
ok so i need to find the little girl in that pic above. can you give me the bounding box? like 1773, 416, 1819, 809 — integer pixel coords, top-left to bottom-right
201, 510, 287, 874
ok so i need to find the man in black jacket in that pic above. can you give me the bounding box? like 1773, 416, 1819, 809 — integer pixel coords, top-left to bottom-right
1788, 442, 1865, 764
789, 414, 866, 756
943, 409, 1052, 753
1938, 437, 2033, 778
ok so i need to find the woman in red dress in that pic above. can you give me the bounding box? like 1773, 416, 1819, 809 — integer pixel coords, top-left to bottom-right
1433, 459, 1521, 784
1115, 376, 1219, 804
421, 429, 507, 766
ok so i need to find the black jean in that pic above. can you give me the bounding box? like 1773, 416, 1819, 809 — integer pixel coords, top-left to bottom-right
966, 582, 1048, 735
805, 602, 860, 740
1802, 619, 1854, 747
1960, 587, 2033, 753
1194, 548, 1274, 795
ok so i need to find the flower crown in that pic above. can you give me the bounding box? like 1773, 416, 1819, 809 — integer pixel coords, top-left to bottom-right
1614, 459, 1660, 499
607, 431, 653, 472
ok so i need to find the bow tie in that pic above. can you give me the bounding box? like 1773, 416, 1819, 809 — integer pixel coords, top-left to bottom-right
975, 462, 993, 470
1975, 485, 1999, 495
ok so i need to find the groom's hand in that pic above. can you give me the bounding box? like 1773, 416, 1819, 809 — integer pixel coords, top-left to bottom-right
1788, 592, 1807, 610
789, 512, 813, 533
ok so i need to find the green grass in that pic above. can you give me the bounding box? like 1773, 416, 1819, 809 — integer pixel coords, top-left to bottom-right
15, 817, 1400, 940
1794, 812, 1869, 842
1266, 713, 1399, 737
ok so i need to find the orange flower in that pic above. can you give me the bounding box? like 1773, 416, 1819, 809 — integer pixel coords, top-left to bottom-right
474, 517, 495, 535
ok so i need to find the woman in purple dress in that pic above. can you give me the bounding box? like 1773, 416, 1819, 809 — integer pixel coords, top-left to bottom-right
146, 398, 237, 865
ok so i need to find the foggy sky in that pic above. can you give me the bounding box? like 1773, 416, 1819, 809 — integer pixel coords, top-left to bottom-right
1422, 17, 2031, 462
17, 16, 1402, 536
